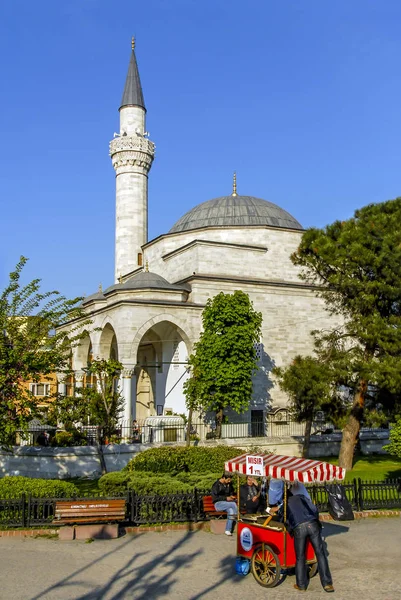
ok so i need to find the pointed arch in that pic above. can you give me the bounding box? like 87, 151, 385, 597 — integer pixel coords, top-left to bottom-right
130, 313, 193, 363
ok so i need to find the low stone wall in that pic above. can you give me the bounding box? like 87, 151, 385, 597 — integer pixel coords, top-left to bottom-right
0, 429, 390, 480
0, 444, 145, 479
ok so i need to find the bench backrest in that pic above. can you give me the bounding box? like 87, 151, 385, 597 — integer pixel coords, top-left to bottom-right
202, 495, 217, 513
55, 499, 126, 520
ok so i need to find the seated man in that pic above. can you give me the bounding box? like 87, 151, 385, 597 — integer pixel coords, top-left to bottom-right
211, 473, 238, 536
240, 476, 263, 514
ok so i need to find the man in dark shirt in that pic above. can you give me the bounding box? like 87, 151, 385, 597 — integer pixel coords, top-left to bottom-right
272, 490, 334, 593
211, 473, 237, 536
240, 476, 262, 514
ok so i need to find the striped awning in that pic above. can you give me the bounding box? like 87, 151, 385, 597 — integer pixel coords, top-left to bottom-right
224, 453, 345, 483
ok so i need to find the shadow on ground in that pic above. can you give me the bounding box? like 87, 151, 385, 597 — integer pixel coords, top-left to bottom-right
28, 525, 243, 600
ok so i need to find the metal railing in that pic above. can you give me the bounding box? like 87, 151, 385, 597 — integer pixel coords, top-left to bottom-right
17, 416, 350, 447
0, 479, 399, 528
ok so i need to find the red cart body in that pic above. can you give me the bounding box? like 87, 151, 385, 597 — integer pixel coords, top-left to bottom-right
237, 519, 315, 568
224, 453, 345, 588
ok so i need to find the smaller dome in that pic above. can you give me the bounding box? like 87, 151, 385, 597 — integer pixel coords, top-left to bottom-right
103, 271, 190, 295
81, 290, 105, 305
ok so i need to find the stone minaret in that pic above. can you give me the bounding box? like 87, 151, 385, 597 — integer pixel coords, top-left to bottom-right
110, 38, 155, 282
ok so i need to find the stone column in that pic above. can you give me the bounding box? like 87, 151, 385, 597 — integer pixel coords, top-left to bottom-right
56, 372, 67, 397
74, 370, 85, 392
120, 366, 135, 441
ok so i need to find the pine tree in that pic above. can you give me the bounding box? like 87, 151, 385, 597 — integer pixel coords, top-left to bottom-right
273, 356, 337, 457
292, 198, 401, 470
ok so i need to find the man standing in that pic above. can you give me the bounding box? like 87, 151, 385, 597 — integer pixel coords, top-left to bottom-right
211, 473, 237, 536
272, 490, 334, 593
240, 476, 262, 514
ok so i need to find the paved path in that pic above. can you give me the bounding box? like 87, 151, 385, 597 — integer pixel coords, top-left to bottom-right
0, 518, 400, 600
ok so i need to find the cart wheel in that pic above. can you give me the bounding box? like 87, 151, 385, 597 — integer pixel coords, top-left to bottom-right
251, 544, 281, 588
308, 562, 318, 578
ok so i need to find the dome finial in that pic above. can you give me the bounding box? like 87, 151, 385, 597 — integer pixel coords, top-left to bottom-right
145, 259, 149, 272
232, 171, 237, 197
131, 36, 135, 50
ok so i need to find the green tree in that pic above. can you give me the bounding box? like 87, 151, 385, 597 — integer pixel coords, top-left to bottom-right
292, 198, 401, 470
78, 358, 124, 445
0, 256, 87, 448
273, 355, 336, 457
46, 358, 124, 474
184, 290, 262, 438
383, 416, 401, 458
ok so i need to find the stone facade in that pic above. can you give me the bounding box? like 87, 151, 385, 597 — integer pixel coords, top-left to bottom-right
59, 42, 340, 431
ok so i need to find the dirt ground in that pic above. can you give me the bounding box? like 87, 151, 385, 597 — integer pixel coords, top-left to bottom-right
0, 517, 400, 599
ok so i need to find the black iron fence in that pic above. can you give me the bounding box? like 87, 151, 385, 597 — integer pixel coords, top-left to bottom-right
0, 479, 400, 528
0, 494, 56, 527
18, 416, 353, 447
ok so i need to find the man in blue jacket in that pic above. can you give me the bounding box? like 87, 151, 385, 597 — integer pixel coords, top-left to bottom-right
271, 489, 334, 593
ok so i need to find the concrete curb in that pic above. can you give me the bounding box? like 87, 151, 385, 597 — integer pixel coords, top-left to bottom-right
0, 510, 398, 538
0, 528, 59, 537
320, 509, 400, 521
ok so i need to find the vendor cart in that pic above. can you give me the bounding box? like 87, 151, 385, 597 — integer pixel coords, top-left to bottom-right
224, 453, 345, 587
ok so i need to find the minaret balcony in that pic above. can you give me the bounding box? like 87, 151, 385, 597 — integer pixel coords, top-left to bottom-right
109, 135, 155, 157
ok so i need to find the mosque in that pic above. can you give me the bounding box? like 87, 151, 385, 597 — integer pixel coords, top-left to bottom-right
64, 39, 332, 431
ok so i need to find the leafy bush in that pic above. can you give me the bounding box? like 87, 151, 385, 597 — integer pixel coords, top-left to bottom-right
124, 446, 245, 475
0, 476, 79, 498
127, 473, 192, 495
98, 472, 131, 496
384, 417, 401, 458
51, 430, 88, 447
174, 472, 221, 491
99, 470, 223, 496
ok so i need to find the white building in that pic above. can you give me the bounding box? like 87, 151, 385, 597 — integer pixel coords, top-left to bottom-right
63, 39, 332, 429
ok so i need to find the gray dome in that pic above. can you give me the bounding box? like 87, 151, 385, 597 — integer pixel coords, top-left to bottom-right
169, 195, 303, 233
104, 271, 190, 295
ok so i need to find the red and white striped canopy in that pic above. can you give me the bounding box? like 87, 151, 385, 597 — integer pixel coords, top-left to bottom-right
224, 453, 345, 484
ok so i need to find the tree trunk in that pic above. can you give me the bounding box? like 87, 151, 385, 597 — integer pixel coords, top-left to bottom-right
215, 408, 223, 439
96, 426, 107, 475
303, 418, 312, 458
186, 408, 193, 447
97, 443, 107, 475
338, 379, 367, 471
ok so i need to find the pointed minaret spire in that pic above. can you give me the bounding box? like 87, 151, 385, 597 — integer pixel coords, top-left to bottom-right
110, 38, 155, 283
120, 36, 146, 111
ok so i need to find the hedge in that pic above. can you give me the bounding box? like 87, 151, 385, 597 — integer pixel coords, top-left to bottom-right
124, 446, 245, 475
98, 470, 223, 496
0, 476, 79, 499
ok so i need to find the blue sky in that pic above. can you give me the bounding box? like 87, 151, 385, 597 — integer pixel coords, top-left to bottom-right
1, 0, 401, 299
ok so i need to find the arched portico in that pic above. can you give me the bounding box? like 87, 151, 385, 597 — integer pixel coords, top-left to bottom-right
133, 319, 191, 420
99, 323, 119, 361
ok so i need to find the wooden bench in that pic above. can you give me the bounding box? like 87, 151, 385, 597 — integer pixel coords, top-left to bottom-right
202, 495, 227, 519
53, 499, 126, 525
202, 495, 246, 519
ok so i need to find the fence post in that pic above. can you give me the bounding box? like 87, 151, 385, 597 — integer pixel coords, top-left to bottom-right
21, 493, 26, 528
129, 490, 136, 524
193, 488, 198, 523
359, 477, 365, 512
356, 478, 363, 512
27, 494, 32, 527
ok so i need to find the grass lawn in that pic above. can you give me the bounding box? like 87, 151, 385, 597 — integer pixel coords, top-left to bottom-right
67, 478, 100, 496
316, 454, 401, 481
